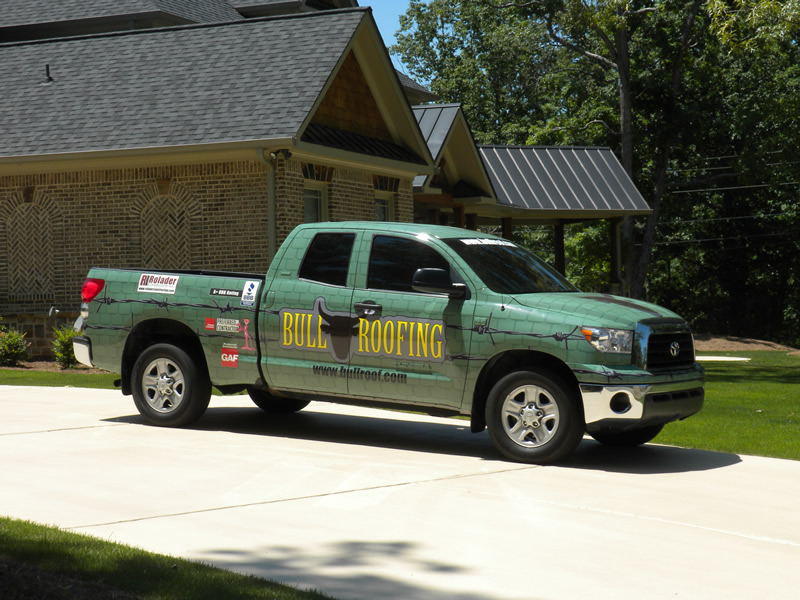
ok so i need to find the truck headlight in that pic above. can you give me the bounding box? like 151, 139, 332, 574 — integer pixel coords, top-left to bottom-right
580, 327, 634, 354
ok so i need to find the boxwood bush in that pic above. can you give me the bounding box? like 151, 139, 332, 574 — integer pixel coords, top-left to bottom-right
0, 316, 30, 367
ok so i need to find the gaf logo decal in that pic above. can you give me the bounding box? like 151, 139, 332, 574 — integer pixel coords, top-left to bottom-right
137, 273, 179, 294
221, 346, 239, 368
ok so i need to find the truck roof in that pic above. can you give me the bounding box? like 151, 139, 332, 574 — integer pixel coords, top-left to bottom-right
295, 221, 501, 241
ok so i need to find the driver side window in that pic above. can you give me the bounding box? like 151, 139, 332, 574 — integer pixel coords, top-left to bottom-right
367, 235, 450, 292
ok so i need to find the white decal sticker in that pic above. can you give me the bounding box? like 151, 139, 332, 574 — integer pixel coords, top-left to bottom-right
137, 274, 179, 294
216, 318, 240, 333
460, 238, 515, 247
241, 280, 259, 306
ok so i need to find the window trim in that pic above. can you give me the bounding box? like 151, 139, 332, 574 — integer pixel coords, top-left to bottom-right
374, 190, 395, 222
303, 181, 329, 223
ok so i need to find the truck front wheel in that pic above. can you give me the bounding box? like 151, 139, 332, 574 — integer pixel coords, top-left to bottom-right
485, 370, 584, 464
132, 343, 211, 427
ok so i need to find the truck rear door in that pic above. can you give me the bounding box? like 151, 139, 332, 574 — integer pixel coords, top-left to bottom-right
261, 229, 356, 395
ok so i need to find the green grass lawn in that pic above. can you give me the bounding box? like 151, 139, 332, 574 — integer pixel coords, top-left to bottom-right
0, 517, 332, 600
655, 351, 800, 460
0, 368, 119, 389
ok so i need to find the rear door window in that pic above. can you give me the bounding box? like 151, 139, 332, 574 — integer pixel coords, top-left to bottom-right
298, 233, 355, 287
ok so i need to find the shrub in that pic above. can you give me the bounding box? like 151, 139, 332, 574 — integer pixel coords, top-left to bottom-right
52, 325, 79, 369
0, 316, 30, 367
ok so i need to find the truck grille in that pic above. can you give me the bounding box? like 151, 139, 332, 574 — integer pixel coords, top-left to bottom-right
634, 319, 696, 371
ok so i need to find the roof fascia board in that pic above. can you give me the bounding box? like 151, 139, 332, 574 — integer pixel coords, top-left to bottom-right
296, 9, 434, 171
443, 110, 495, 199
0, 140, 294, 176
353, 12, 433, 166
291, 140, 431, 178
468, 205, 652, 220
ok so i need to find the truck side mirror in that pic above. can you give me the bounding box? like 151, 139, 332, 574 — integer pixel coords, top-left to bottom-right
412, 268, 466, 298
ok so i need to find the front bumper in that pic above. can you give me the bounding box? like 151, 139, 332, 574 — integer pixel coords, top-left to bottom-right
579, 376, 704, 433
73, 336, 94, 368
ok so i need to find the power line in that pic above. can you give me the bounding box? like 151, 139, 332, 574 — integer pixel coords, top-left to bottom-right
657, 212, 798, 227
651, 230, 800, 247
669, 181, 799, 194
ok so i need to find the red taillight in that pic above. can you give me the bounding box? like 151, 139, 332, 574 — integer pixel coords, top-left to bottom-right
81, 278, 105, 302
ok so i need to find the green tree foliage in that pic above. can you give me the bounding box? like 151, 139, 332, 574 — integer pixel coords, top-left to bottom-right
393, 0, 800, 346
708, 0, 800, 50
393, 0, 557, 143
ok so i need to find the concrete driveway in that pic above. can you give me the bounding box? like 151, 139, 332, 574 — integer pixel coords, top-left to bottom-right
2, 385, 799, 600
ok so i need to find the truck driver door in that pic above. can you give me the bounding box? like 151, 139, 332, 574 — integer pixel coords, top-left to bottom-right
347, 233, 475, 411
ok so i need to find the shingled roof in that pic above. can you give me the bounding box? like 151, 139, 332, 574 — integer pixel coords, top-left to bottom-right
0, 9, 376, 159
1, 0, 243, 29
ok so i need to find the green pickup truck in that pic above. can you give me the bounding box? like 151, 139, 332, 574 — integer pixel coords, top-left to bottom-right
73, 221, 703, 463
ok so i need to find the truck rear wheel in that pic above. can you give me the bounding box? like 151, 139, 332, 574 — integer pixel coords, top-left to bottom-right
589, 425, 664, 447
132, 343, 210, 427
485, 370, 584, 464
247, 389, 310, 414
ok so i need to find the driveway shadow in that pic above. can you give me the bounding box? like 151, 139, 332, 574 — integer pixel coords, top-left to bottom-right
561, 440, 741, 474
107, 404, 501, 461
106, 403, 741, 474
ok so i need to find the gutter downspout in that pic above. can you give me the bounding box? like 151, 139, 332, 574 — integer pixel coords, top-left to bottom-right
260, 149, 277, 263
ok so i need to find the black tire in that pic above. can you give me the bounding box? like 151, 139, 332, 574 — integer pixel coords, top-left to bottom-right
248, 388, 310, 414
485, 370, 584, 464
131, 343, 211, 426
589, 424, 664, 447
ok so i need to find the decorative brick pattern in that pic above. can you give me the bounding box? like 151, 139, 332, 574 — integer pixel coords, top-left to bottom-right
0, 158, 415, 357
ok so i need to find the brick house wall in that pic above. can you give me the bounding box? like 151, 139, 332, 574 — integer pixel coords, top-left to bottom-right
0, 158, 413, 358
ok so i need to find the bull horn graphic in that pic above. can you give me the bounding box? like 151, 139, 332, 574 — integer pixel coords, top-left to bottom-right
314, 297, 359, 363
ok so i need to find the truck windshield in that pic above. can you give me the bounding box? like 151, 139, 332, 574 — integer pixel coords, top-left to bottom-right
442, 238, 578, 294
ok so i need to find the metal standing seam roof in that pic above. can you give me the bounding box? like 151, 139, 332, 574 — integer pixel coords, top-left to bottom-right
1, 0, 244, 28
413, 104, 460, 162
479, 146, 651, 216
411, 103, 463, 188
0, 10, 368, 158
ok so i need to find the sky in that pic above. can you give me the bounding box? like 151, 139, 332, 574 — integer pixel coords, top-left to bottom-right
362, 0, 415, 70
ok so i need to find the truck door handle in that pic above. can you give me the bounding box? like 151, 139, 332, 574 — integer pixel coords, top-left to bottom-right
354, 302, 382, 315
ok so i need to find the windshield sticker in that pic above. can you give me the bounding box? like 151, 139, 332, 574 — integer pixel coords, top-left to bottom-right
460, 238, 515, 247
279, 297, 446, 364
137, 274, 179, 294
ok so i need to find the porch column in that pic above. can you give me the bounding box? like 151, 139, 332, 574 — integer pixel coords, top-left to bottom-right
501, 217, 513, 240
609, 217, 624, 294
554, 222, 566, 275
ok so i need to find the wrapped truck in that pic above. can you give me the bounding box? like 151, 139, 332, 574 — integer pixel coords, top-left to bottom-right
73, 222, 704, 463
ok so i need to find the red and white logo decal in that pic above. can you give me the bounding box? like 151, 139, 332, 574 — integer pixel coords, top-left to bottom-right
221, 347, 239, 367
205, 318, 216, 331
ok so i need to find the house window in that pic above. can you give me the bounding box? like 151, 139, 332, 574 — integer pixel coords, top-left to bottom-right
375, 191, 394, 221
303, 184, 328, 223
